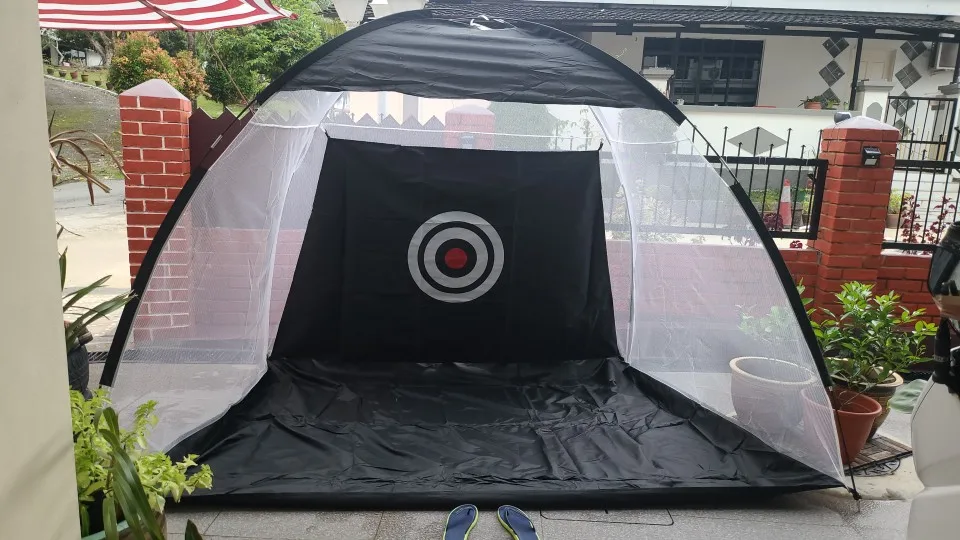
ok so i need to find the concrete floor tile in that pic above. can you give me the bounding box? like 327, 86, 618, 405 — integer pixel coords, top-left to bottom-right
540, 509, 672, 525
309, 512, 383, 540
671, 517, 861, 540
165, 508, 219, 534
668, 493, 846, 526
206, 510, 380, 540
856, 528, 907, 540
540, 518, 674, 540
838, 499, 912, 533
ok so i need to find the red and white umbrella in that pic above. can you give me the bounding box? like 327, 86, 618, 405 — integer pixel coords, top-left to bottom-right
38, 0, 295, 32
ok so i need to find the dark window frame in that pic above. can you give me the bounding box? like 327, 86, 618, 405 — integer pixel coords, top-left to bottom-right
642, 37, 765, 107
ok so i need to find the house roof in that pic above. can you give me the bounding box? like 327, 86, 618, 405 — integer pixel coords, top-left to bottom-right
424, 1, 960, 39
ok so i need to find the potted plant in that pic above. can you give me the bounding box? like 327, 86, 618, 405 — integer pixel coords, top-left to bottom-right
95, 80, 103, 87
813, 282, 936, 438
60, 228, 134, 397
47, 66, 55, 75
81, 71, 90, 83
731, 282, 819, 434
801, 96, 823, 110
59, 69, 68, 77
887, 192, 903, 228
71, 70, 80, 79
73, 389, 213, 540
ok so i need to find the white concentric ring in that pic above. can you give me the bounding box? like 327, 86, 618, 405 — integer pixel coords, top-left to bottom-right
407, 211, 504, 303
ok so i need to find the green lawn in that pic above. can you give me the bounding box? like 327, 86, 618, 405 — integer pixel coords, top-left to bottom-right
196, 94, 245, 118
46, 63, 240, 118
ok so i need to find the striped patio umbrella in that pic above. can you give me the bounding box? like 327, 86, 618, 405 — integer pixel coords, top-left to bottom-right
38, 0, 294, 32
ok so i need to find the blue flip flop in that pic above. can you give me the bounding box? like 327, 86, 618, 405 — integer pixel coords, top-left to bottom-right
443, 504, 479, 540
497, 505, 541, 540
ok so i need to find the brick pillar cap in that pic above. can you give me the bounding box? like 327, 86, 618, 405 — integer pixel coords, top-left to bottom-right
120, 78, 188, 101
832, 116, 898, 132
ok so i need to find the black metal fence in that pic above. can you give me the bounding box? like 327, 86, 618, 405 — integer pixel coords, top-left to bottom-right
885, 96, 958, 161
693, 126, 827, 240
884, 154, 960, 252
599, 126, 827, 241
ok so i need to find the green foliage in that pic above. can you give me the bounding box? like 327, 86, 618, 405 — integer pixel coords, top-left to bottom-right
488, 102, 559, 151
739, 281, 812, 347
812, 282, 936, 390
888, 191, 903, 214
108, 32, 180, 94
202, 0, 345, 104
72, 389, 213, 538
173, 51, 208, 102
59, 233, 134, 353
157, 30, 190, 56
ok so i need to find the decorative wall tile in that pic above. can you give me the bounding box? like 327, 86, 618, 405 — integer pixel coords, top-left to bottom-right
900, 41, 928, 61
822, 37, 849, 58
819, 60, 845, 86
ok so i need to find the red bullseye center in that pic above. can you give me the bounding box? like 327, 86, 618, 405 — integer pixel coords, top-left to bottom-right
444, 247, 468, 270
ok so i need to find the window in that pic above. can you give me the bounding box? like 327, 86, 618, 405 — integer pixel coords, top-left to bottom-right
642, 37, 763, 106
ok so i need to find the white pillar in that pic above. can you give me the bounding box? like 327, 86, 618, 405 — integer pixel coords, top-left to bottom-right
855, 79, 895, 122
641, 67, 675, 99
0, 4, 80, 540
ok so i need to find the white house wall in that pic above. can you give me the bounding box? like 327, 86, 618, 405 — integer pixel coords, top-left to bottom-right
544, 0, 960, 17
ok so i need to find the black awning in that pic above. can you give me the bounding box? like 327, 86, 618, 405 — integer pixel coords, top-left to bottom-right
425, 2, 960, 40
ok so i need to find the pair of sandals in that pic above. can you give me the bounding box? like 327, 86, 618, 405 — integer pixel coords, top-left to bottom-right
443, 504, 540, 540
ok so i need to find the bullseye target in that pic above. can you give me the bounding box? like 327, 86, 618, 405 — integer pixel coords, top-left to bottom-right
407, 211, 504, 303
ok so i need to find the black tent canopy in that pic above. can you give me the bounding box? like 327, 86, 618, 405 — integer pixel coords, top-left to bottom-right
103, 10, 845, 508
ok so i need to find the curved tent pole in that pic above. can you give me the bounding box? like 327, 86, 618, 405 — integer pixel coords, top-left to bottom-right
254, 9, 687, 125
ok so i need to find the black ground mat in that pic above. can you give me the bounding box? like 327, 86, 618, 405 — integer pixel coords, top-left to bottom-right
170, 357, 841, 509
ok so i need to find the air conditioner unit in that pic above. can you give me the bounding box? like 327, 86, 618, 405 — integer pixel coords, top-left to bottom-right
930, 42, 959, 71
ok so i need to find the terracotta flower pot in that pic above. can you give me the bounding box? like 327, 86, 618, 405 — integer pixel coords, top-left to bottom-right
70, 71, 79, 79
804, 101, 822, 110
802, 387, 882, 465
730, 357, 817, 434
833, 372, 904, 439
886, 213, 900, 228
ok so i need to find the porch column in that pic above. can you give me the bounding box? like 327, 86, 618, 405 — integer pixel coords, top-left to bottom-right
854, 80, 895, 121
813, 117, 899, 312
0, 3, 81, 538
938, 82, 960, 161
641, 67, 674, 98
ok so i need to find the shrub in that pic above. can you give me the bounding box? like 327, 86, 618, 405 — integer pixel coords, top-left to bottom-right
173, 51, 208, 102
108, 32, 181, 94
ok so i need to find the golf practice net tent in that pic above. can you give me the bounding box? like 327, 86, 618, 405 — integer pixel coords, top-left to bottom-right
103, 10, 847, 507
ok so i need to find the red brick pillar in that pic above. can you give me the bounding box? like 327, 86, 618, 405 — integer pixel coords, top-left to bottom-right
119, 79, 192, 342
120, 79, 191, 282
813, 117, 899, 311
444, 105, 495, 149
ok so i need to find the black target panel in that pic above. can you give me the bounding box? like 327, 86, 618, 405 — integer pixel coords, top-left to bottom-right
272, 139, 619, 364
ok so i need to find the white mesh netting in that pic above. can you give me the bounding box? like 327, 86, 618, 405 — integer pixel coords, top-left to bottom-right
107, 90, 842, 483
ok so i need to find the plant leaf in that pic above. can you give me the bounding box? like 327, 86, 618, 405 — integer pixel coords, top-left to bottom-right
103, 494, 119, 540
185, 519, 205, 540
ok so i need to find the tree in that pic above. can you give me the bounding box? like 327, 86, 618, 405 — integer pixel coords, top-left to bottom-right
109, 33, 179, 94
487, 102, 560, 151
201, 0, 345, 105
108, 33, 207, 102
56, 30, 118, 67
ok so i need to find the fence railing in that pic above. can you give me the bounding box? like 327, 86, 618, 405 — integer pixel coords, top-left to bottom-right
687, 125, 826, 240
884, 155, 960, 252
885, 96, 958, 161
